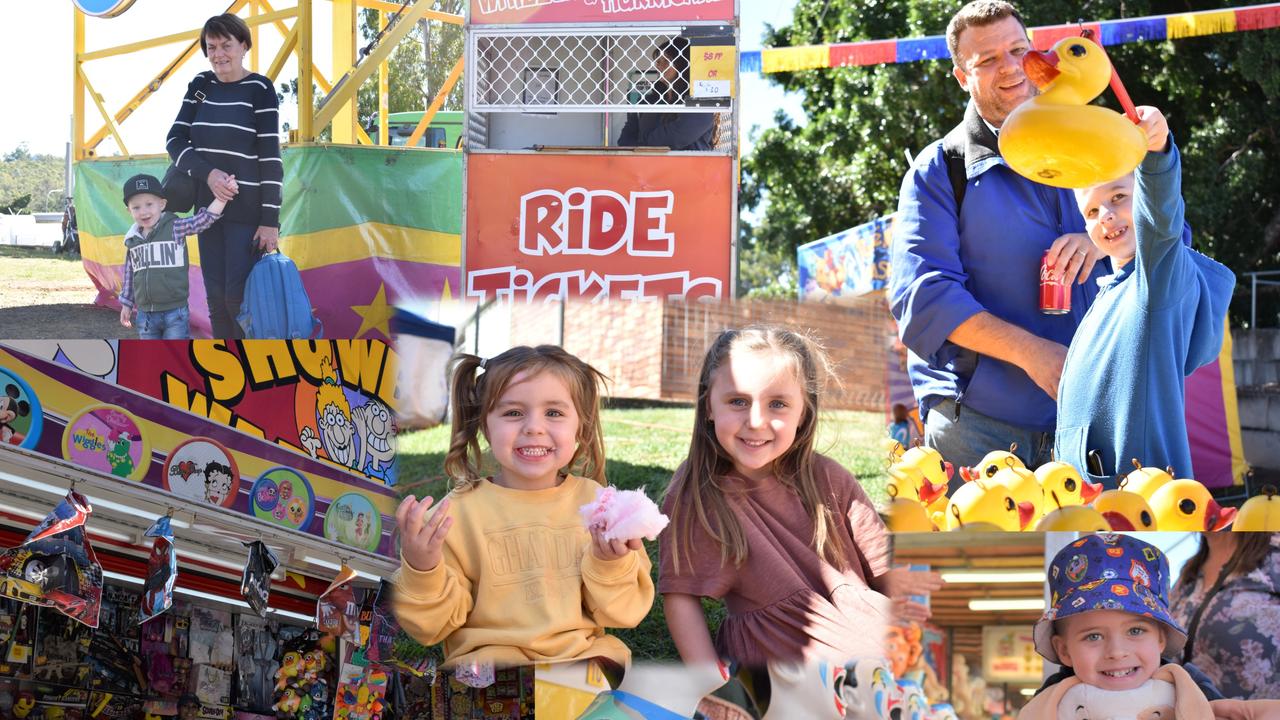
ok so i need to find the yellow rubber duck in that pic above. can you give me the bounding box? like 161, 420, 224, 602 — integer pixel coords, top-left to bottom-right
1035, 461, 1103, 511
1148, 478, 1237, 531
1093, 489, 1157, 531
886, 497, 937, 533
959, 444, 1024, 483
1233, 486, 1280, 531
887, 446, 953, 516
989, 464, 1043, 528
1120, 460, 1176, 501
1036, 504, 1110, 531
936, 478, 1032, 532
999, 36, 1146, 189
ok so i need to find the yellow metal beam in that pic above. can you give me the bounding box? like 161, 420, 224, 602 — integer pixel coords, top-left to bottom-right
85, 40, 202, 152
264, 22, 300, 82
406, 56, 463, 148
355, 123, 375, 146
298, 0, 313, 140
80, 67, 129, 156
79, 8, 296, 62
357, 0, 462, 25
378, 10, 388, 146
250, 0, 260, 72
256, 0, 333, 93
312, 0, 434, 135
74, 10, 85, 159
331, 0, 357, 144
84, 0, 250, 152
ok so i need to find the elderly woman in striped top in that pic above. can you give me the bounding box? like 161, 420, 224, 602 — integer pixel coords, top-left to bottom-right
166, 12, 281, 339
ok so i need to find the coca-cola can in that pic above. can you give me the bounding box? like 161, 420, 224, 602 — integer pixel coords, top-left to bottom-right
1040, 250, 1070, 315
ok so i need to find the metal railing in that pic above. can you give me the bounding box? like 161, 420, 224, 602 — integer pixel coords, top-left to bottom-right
1247, 270, 1280, 328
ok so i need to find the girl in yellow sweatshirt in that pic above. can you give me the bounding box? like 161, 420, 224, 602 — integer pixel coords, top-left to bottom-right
393, 345, 655, 672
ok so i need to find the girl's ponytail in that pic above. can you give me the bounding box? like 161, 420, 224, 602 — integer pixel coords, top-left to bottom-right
444, 353, 487, 492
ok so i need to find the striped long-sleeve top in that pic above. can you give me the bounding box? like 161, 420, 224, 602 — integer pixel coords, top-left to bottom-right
166, 71, 282, 228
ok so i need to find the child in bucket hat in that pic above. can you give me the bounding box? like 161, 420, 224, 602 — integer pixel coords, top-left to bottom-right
1018, 534, 1219, 719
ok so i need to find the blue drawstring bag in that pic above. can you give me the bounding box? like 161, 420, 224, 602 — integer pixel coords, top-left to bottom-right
237, 251, 322, 339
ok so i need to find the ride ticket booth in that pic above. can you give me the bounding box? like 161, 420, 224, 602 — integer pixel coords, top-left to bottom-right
462, 0, 740, 303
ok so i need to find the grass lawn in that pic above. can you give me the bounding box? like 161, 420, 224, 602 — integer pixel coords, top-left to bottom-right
395, 404, 889, 662
0, 245, 87, 282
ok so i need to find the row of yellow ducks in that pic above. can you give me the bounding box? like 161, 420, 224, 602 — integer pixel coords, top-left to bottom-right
885, 444, 1280, 532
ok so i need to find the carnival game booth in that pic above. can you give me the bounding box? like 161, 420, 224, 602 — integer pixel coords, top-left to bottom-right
71, 1, 466, 339
890, 532, 1049, 720
462, 0, 740, 304
0, 341, 426, 720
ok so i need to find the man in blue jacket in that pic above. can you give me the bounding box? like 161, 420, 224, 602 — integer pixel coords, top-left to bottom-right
890, 0, 1107, 486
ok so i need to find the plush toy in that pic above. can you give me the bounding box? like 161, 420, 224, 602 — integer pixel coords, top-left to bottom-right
1016, 664, 1212, 720
928, 703, 960, 720
760, 661, 848, 720
842, 657, 893, 720
897, 679, 929, 720
579, 486, 669, 542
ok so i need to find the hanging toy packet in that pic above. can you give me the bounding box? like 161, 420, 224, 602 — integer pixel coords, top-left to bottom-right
316, 565, 360, 643
138, 515, 177, 623
240, 540, 280, 617
0, 490, 103, 628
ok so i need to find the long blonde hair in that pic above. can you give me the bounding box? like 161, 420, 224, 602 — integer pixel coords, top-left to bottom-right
444, 345, 608, 492
665, 325, 852, 573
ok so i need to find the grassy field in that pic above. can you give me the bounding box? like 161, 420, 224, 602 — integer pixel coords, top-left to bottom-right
395, 404, 889, 662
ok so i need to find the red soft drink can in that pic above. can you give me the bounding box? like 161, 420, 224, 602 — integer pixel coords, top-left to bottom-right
1040, 250, 1070, 315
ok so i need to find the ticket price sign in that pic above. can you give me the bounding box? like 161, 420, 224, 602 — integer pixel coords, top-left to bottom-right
464, 154, 733, 302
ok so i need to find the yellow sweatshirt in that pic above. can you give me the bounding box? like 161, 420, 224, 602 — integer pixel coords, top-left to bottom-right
393, 474, 655, 668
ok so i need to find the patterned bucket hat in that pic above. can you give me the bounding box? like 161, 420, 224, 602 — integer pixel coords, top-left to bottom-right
1033, 533, 1187, 664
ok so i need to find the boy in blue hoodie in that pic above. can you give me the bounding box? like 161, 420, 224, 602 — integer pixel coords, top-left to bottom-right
1054, 106, 1235, 487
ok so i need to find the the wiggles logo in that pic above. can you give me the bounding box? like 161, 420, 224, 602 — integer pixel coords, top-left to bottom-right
71, 428, 106, 452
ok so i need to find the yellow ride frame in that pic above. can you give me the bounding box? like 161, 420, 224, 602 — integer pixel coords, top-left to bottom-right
72, 0, 464, 160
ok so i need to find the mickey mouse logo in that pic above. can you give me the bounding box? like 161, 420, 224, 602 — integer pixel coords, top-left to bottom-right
1, 383, 32, 446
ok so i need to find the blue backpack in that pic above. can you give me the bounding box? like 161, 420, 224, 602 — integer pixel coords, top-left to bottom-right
237, 251, 322, 339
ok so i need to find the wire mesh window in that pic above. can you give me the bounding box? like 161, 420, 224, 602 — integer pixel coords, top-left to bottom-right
472, 30, 731, 113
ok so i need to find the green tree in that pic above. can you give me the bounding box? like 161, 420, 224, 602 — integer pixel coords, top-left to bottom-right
741, 1, 1280, 323
277, 2, 465, 138
1, 146, 65, 214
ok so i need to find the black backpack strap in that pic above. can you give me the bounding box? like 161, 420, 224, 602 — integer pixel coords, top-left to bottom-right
191, 71, 214, 104
942, 124, 968, 212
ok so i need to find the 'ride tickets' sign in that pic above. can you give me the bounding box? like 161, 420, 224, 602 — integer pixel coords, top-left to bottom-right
465, 154, 732, 302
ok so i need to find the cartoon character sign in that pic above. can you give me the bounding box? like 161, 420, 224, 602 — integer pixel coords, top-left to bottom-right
0, 367, 42, 449
296, 356, 397, 484
251, 468, 316, 531
323, 493, 382, 553
162, 438, 241, 508
61, 405, 149, 480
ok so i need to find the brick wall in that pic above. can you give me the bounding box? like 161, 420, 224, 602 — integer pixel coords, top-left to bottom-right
660, 298, 893, 412
510, 297, 894, 412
